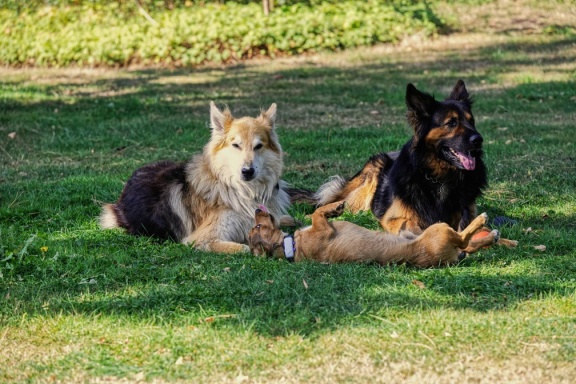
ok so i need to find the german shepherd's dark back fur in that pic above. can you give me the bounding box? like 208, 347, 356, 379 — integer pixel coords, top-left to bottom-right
316, 80, 487, 234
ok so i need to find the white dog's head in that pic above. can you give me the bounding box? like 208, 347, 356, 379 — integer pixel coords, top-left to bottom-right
207, 102, 283, 186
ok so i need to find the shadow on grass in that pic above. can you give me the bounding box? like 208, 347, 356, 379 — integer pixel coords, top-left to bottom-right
1, 208, 575, 337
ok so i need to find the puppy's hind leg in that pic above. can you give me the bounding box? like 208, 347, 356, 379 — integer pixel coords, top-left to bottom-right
459, 212, 488, 242
459, 213, 499, 254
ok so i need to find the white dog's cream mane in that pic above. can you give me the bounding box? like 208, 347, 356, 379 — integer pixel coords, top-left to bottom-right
185, 153, 290, 220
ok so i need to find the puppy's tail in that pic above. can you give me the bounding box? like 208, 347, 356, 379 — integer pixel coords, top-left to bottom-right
99, 204, 120, 229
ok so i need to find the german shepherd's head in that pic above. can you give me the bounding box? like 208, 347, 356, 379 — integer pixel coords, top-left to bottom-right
406, 80, 483, 174
207, 102, 283, 186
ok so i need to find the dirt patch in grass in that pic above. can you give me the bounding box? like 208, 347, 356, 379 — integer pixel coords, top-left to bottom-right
439, 0, 576, 35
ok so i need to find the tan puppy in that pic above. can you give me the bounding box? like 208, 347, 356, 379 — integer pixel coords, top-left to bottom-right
248, 202, 499, 267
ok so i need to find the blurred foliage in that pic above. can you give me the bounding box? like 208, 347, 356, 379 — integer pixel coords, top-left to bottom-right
1, 0, 380, 13
0, 0, 442, 67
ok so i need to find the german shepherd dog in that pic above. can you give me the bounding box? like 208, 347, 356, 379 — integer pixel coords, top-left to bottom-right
248, 202, 499, 267
315, 80, 517, 251
100, 102, 296, 254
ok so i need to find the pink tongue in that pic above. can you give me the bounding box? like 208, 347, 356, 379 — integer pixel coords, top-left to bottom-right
258, 204, 268, 212
455, 151, 476, 170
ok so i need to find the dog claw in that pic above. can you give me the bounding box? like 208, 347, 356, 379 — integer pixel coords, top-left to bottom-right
324, 201, 346, 218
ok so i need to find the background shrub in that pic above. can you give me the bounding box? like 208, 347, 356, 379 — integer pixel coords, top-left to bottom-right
0, 0, 442, 67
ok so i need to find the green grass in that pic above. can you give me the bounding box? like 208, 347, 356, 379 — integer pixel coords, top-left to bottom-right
1, 4, 576, 383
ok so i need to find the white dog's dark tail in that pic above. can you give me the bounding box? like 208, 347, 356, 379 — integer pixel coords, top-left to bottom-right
285, 187, 318, 205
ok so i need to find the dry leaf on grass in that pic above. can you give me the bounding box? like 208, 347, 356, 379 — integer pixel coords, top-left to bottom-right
412, 280, 426, 289
204, 314, 236, 323
303, 279, 309, 289
534, 245, 546, 252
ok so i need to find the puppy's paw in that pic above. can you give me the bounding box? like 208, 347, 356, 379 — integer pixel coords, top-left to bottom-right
478, 212, 488, 225
322, 201, 346, 218
333, 201, 346, 216
491, 229, 500, 244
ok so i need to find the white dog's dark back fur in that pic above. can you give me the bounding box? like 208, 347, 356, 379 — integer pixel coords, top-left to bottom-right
100, 102, 293, 254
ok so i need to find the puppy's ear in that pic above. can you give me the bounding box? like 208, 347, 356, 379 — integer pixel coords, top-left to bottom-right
260, 103, 277, 128
406, 83, 437, 136
269, 213, 281, 228
210, 101, 233, 136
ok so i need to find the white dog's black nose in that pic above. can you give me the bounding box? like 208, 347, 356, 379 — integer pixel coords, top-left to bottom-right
242, 167, 255, 180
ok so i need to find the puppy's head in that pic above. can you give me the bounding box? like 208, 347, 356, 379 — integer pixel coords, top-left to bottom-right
248, 206, 285, 258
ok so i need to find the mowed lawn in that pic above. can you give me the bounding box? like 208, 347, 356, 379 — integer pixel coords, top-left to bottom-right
1, 10, 576, 384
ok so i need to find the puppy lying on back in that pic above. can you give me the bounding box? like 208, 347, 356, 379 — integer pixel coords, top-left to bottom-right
248, 202, 499, 267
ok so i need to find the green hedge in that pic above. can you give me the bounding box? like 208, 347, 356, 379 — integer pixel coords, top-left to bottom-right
0, 1, 442, 67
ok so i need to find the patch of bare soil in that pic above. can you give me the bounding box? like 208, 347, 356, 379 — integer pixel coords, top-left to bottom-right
439, 0, 576, 34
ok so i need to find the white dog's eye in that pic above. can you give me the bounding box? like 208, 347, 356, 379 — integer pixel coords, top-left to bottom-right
254, 143, 263, 150
232, 143, 241, 149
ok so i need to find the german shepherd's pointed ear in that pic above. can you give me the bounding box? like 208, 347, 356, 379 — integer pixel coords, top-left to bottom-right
406, 83, 437, 136
210, 101, 234, 136
447, 80, 472, 108
260, 103, 277, 128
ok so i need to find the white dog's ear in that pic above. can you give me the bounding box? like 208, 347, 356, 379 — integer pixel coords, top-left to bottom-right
261, 103, 277, 127
210, 101, 233, 135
